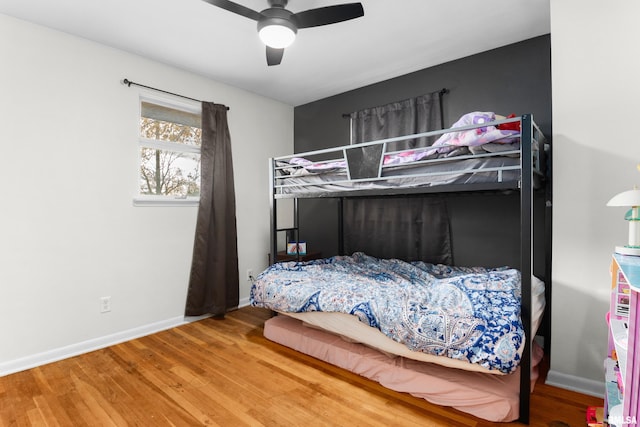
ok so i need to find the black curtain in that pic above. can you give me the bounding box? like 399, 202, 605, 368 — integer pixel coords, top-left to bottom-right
185, 102, 239, 317
350, 91, 443, 150
343, 197, 452, 264
344, 91, 451, 264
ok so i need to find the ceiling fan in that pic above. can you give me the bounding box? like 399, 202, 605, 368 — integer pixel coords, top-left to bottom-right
202, 0, 364, 66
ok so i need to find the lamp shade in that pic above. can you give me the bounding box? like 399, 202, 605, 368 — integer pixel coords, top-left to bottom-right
607, 189, 640, 207
608, 187, 640, 255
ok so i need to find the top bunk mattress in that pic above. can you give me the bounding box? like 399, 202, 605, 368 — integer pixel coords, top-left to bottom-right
276, 155, 521, 195
272, 112, 547, 198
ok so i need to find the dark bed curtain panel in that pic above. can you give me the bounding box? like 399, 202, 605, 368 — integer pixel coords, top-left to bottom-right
185, 102, 239, 317
349, 90, 443, 150
345, 91, 451, 264
343, 197, 452, 265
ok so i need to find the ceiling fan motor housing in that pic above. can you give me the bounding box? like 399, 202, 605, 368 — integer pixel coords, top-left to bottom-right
258, 6, 299, 33
267, 0, 288, 7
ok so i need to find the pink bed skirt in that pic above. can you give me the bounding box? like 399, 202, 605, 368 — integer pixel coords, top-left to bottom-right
264, 315, 543, 422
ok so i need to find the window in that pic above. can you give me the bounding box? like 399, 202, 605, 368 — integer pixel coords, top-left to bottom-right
134, 94, 202, 206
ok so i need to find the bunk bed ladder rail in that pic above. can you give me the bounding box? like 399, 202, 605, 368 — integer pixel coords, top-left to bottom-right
269, 157, 277, 263
270, 157, 303, 263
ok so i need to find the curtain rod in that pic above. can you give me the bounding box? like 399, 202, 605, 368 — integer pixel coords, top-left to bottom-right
341, 88, 449, 119
122, 78, 229, 110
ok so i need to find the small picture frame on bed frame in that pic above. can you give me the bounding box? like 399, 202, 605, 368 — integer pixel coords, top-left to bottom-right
286, 241, 307, 255
286, 242, 297, 255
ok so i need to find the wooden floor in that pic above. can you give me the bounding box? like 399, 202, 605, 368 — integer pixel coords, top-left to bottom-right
0, 307, 603, 426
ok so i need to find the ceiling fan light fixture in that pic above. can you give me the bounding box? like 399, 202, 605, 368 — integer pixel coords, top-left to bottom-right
258, 19, 297, 48
205, 0, 364, 65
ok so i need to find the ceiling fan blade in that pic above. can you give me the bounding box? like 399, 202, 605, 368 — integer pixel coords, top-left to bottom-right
201, 0, 262, 21
294, 3, 364, 29
266, 46, 284, 66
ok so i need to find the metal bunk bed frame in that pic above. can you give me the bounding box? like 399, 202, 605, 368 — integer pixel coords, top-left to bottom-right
267, 114, 552, 424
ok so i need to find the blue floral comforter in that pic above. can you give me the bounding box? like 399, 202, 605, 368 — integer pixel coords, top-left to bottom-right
251, 252, 524, 373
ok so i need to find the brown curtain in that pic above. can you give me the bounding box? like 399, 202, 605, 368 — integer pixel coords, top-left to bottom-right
185, 102, 239, 317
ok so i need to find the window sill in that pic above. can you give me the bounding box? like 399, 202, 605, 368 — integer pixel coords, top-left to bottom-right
133, 197, 199, 207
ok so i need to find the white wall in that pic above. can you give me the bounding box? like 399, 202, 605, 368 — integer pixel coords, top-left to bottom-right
0, 14, 292, 373
549, 1, 640, 392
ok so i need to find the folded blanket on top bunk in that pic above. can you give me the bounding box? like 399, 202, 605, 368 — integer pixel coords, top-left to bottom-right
250, 252, 525, 374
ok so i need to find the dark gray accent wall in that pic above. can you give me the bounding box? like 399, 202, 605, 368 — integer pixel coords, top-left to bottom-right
293, 35, 551, 267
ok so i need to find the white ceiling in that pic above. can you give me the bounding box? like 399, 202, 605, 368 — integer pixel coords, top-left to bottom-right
0, 0, 550, 106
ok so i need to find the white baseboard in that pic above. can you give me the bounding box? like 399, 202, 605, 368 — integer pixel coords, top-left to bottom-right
3, 299, 253, 377
546, 369, 605, 398
0, 316, 187, 377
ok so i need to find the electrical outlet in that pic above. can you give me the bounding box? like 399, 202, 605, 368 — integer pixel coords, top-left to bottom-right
100, 296, 111, 313
246, 269, 254, 281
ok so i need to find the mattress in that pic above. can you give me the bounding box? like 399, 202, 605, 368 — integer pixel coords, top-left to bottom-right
282, 274, 544, 375
275, 155, 522, 196
251, 253, 544, 374
273, 112, 543, 196
264, 314, 544, 422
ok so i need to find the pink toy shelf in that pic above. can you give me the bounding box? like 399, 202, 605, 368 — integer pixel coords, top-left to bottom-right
606, 254, 640, 426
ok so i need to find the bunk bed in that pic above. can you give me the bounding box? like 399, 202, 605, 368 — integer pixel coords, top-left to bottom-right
251, 113, 552, 424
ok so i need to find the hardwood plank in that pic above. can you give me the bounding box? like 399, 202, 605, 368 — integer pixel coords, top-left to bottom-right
0, 307, 603, 426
